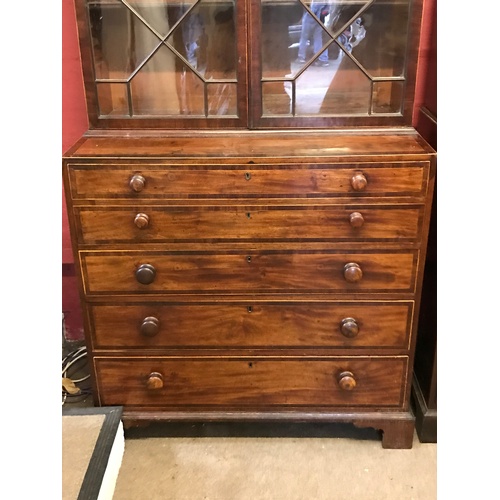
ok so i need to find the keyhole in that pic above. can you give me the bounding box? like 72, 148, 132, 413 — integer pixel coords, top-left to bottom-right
247, 306, 253, 313
245, 172, 251, 180
246, 256, 252, 263
246, 212, 251, 219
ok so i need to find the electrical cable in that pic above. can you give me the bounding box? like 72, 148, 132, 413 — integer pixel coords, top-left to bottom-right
63, 350, 90, 383
62, 345, 92, 405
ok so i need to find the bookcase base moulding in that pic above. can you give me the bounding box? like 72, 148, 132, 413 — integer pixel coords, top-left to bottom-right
63, 130, 436, 449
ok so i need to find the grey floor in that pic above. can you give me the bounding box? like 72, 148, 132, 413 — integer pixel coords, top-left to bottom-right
113, 428, 436, 500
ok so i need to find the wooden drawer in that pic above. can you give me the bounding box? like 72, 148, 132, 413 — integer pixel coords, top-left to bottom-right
67, 163, 428, 199
81, 251, 417, 295
89, 301, 413, 349
94, 356, 407, 408
75, 205, 422, 244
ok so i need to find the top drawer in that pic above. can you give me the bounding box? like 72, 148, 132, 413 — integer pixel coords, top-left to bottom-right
66, 162, 430, 200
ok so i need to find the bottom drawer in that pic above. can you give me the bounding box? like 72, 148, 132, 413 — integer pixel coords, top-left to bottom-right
94, 356, 407, 408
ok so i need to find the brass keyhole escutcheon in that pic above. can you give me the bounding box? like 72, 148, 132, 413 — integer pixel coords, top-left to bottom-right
244, 172, 252, 180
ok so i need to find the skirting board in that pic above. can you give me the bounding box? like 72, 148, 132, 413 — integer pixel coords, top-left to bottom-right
411, 376, 437, 443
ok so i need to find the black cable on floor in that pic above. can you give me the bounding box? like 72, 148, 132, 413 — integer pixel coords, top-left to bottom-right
62, 345, 92, 405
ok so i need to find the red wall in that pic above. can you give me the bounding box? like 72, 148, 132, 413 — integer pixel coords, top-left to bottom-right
62, 0, 437, 341
62, 0, 88, 341
412, 0, 437, 131
413, 0, 437, 147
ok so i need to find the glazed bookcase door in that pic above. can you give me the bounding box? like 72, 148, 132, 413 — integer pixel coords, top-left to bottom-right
74, 0, 423, 129
250, 0, 423, 128
75, 0, 249, 129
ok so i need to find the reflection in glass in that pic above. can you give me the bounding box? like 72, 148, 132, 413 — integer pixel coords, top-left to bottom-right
126, 0, 198, 38
297, 3, 331, 65
318, 52, 371, 115
130, 44, 187, 115
208, 83, 238, 116
263, 82, 292, 116
353, 2, 409, 78
90, 1, 161, 81
261, 0, 411, 118
372, 81, 404, 114
88, 0, 237, 118
87, 0, 412, 121
261, 2, 303, 80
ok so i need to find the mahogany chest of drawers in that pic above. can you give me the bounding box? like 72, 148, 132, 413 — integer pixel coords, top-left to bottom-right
63, 130, 436, 448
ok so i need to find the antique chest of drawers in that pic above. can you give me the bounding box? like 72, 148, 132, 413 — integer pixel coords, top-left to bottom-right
63, 130, 436, 448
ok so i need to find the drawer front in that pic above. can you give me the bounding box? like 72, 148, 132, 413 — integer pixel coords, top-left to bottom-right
68, 163, 428, 199
76, 205, 422, 244
94, 356, 407, 408
81, 251, 417, 294
89, 302, 413, 349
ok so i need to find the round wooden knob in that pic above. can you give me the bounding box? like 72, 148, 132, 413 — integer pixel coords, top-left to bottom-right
340, 317, 359, 338
140, 316, 160, 337
351, 172, 367, 191
129, 174, 146, 192
146, 372, 164, 390
135, 264, 156, 284
343, 262, 363, 283
134, 213, 150, 229
338, 371, 356, 391
349, 212, 364, 228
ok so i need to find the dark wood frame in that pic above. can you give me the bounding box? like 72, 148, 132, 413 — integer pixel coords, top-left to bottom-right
412, 0, 436, 443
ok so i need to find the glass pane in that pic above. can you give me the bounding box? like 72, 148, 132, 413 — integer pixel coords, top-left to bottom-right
166, 1, 237, 80
208, 83, 238, 115
372, 81, 404, 114
296, 53, 371, 115
89, 1, 162, 80
262, 82, 293, 116
294, 2, 336, 68
96, 83, 129, 115
293, 63, 339, 116
261, 1, 303, 79
130, 44, 205, 115
87, 0, 237, 118
261, 0, 410, 118
126, 0, 198, 38
353, 1, 410, 78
